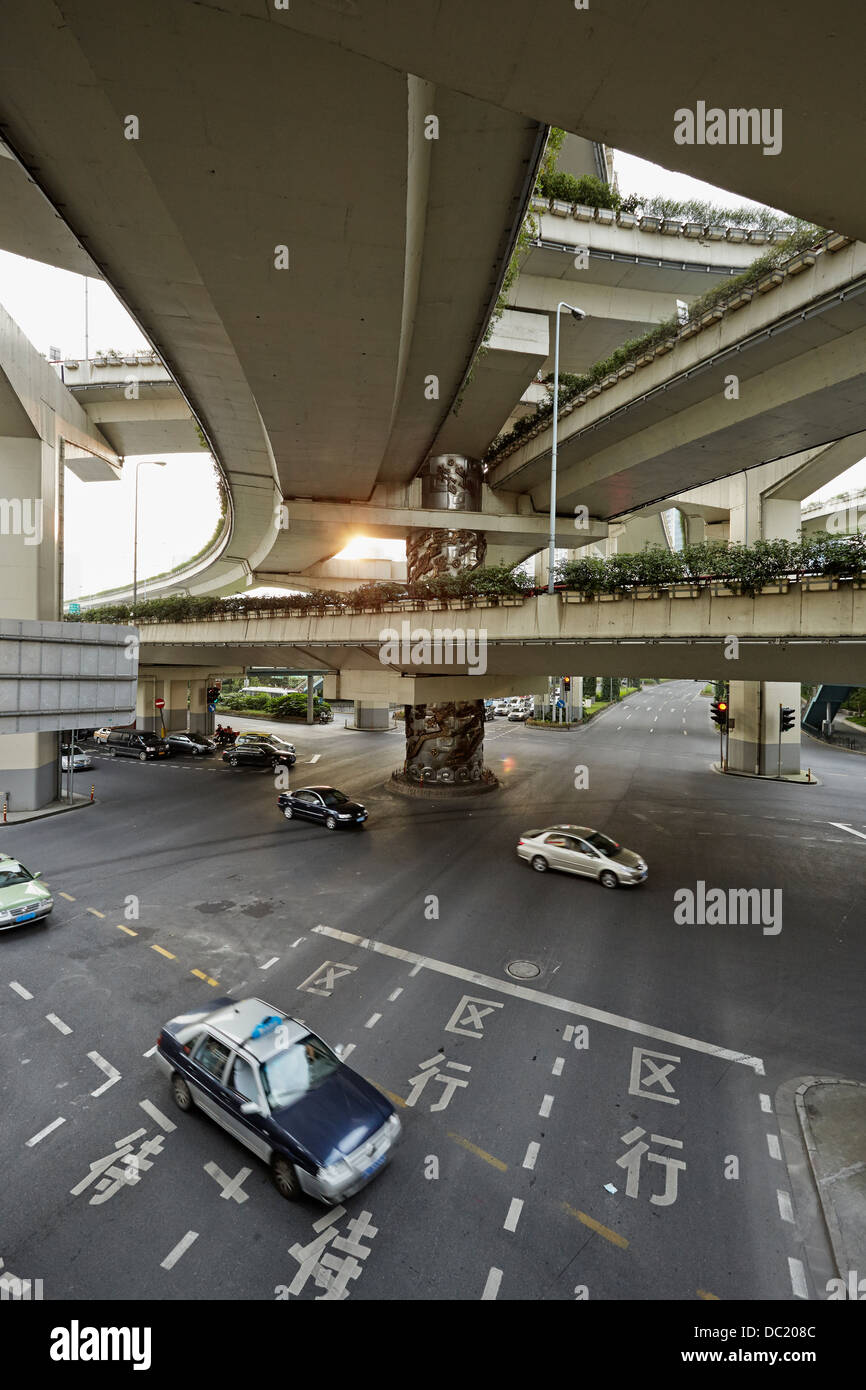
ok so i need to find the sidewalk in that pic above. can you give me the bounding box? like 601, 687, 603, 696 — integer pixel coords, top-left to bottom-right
796, 1079, 866, 1286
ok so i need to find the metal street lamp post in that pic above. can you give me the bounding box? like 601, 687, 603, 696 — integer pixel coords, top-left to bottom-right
133, 460, 167, 608
548, 301, 586, 594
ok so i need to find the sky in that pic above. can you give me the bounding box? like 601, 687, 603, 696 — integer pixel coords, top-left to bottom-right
0, 151, 862, 596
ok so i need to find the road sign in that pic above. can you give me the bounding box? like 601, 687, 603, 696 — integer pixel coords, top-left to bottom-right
68, 602, 81, 615
155, 698, 165, 709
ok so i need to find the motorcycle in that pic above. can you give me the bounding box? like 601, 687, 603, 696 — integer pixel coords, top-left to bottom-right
318, 710, 332, 724
215, 726, 237, 747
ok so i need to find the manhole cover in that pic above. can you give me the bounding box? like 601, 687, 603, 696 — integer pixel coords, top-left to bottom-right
506, 959, 541, 979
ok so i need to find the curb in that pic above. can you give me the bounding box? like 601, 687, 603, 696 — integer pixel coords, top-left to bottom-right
710, 761, 820, 786
2, 796, 94, 827
794, 1076, 866, 1281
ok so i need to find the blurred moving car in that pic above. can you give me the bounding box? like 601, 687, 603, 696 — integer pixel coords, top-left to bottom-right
516, 825, 648, 888
507, 708, 527, 722
92, 728, 113, 744
60, 743, 93, 772
0, 854, 54, 930
223, 735, 295, 770
277, 786, 367, 829
166, 731, 217, 757
155, 997, 400, 1203
493, 701, 509, 716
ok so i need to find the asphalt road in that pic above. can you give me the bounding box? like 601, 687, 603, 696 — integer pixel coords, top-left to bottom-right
1, 680, 864, 1302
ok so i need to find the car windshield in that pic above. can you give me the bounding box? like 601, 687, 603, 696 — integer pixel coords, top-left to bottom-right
261, 1034, 340, 1108
583, 830, 623, 858
321, 790, 349, 807
0, 863, 33, 888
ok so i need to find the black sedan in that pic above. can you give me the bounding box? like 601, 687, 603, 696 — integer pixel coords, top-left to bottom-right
166, 731, 217, 757
277, 785, 367, 830
223, 738, 296, 770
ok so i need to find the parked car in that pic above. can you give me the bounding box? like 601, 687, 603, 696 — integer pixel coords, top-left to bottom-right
60, 743, 93, 772
493, 701, 509, 717
165, 731, 217, 757
92, 728, 113, 744
106, 730, 170, 761
516, 825, 648, 888
223, 736, 295, 770
277, 786, 367, 830
507, 708, 527, 722
0, 854, 54, 931
155, 996, 401, 1204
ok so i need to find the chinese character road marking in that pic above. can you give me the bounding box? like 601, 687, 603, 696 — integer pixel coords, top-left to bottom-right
628, 1046, 681, 1106
406, 1054, 471, 1111
286, 1207, 378, 1300
205, 1162, 252, 1203
88, 1051, 121, 1097
444, 994, 504, 1039
70, 1128, 167, 1204
312, 925, 765, 1072
297, 961, 357, 998
616, 1127, 686, 1206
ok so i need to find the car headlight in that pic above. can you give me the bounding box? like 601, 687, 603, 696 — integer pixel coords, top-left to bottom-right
385, 1113, 401, 1138
319, 1157, 353, 1183
0, 910, 12, 923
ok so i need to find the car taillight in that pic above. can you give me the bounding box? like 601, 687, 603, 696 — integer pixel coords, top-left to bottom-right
156, 1032, 163, 1048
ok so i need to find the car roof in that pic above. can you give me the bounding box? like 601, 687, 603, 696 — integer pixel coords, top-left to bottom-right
204, 998, 308, 1061
297, 785, 335, 793
539, 824, 594, 835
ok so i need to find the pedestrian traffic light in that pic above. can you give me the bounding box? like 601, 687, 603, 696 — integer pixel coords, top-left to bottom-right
207, 685, 220, 705
780, 706, 796, 732
710, 699, 728, 729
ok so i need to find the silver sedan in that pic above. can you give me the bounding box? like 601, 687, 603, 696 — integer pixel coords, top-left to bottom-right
516, 824, 647, 888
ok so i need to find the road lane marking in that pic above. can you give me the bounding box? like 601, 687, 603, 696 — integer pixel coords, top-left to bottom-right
563, 1203, 629, 1249
503, 1198, 523, 1232
522, 1142, 540, 1170
59, 892, 75, 902
447, 1132, 507, 1172
139, 1099, 176, 1131
552, 1058, 565, 1076
116, 924, 137, 936
767, 1133, 782, 1160
88, 1052, 121, 1096
697, 1289, 720, 1300
481, 1267, 503, 1301
340, 1044, 356, 1061
788, 1257, 809, 1299
539, 1094, 554, 1117
290, 937, 305, 948
26, 1117, 65, 1147
309, 754, 321, 763
829, 822, 866, 841
86, 908, 105, 918
314, 926, 765, 1072
777, 1190, 794, 1223
46, 1014, 72, 1035
262, 956, 279, 970
151, 945, 176, 960
205, 1162, 252, 1203
388, 988, 403, 1002
161, 1231, 199, 1270
9, 981, 32, 1000
365, 1013, 381, 1029
760, 1093, 772, 1112
142, 1046, 157, 1058
191, 969, 208, 981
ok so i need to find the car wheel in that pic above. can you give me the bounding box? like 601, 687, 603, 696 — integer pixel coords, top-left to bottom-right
283, 806, 294, 819
229, 755, 238, 766
192, 747, 200, 757
108, 748, 116, 757
139, 751, 147, 762
171, 1075, 193, 1111
271, 1155, 300, 1201
325, 815, 337, 831
531, 855, 548, 873
600, 870, 619, 890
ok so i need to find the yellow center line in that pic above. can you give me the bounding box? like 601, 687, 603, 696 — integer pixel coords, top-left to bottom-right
563, 1202, 629, 1249
206, 977, 219, 987
697, 1289, 720, 1300
191, 969, 207, 980
59, 892, 76, 902
447, 1131, 508, 1172
151, 945, 176, 960
86, 908, 105, 919
116, 924, 137, 937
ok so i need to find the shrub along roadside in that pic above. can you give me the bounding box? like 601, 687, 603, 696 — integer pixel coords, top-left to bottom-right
64, 533, 866, 626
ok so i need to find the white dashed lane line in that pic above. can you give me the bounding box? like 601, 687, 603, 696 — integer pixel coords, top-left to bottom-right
9, 981, 33, 1000
481, 1267, 503, 1301
539, 1094, 554, 1117
160, 1231, 199, 1271
46, 1014, 72, 1035
503, 1198, 523, 1232
777, 1190, 794, 1223
26, 1117, 66, 1147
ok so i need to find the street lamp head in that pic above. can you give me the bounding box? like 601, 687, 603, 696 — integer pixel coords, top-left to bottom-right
569, 307, 586, 321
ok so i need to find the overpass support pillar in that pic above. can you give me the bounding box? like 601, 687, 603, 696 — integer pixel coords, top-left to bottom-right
402, 455, 492, 786
307, 676, 315, 725
1, 428, 60, 809
354, 702, 390, 730
726, 680, 801, 777
189, 680, 211, 734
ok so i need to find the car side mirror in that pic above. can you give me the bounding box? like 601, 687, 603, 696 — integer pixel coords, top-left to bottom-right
240, 1100, 263, 1116
335, 1044, 345, 1058
33, 871, 43, 879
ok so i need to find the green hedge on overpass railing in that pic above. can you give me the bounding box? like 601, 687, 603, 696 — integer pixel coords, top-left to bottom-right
63, 535, 866, 625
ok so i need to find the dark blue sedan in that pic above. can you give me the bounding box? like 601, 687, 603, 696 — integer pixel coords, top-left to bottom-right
155, 997, 401, 1203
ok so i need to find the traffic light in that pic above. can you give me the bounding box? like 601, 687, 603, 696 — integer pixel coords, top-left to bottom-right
710, 698, 728, 729
563, 676, 571, 692
207, 685, 221, 705
780, 706, 796, 732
